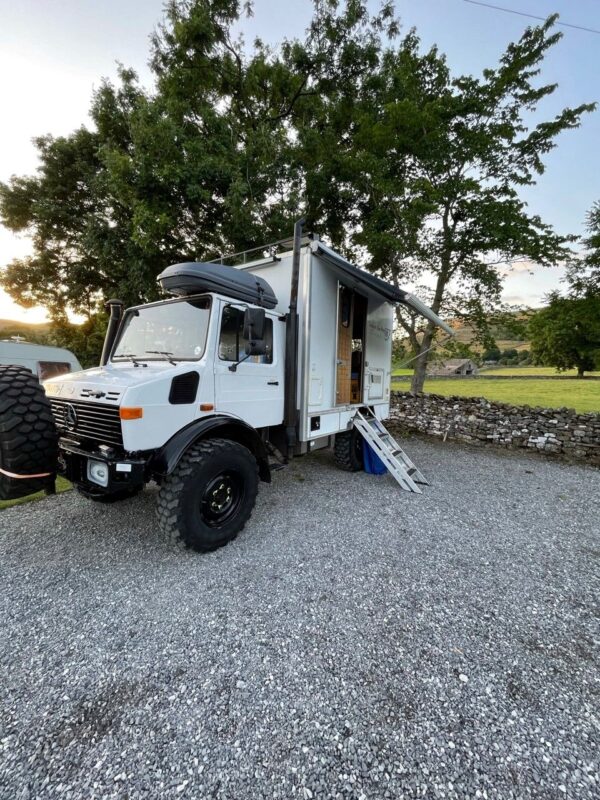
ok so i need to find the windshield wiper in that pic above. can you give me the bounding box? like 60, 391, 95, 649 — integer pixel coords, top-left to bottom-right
115, 353, 147, 368
146, 350, 177, 365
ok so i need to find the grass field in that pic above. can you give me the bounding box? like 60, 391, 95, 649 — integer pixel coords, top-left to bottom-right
420, 378, 600, 414
482, 366, 600, 377
0, 476, 71, 510
394, 365, 600, 378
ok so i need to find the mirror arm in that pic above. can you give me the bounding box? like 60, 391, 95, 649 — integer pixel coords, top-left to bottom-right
228, 353, 252, 372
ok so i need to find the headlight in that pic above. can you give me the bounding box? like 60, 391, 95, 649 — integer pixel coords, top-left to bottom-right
87, 459, 109, 487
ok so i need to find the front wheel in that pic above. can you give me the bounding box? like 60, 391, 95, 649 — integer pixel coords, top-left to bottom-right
156, 438, 259, 552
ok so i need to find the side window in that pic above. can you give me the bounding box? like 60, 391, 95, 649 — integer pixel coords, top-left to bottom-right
218, 306, 273, 364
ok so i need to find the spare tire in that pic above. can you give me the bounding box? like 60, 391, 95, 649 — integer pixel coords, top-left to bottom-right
0, 365, 58, 501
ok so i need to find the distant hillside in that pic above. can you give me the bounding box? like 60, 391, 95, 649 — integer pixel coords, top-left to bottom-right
0, 318, 52, 340
446, 311, 532, 353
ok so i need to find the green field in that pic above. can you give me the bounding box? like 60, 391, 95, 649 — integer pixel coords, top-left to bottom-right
394, 365, 600, 378
0, 476, 71, 510
419, 378, 600, 414
483, 366, 600, 377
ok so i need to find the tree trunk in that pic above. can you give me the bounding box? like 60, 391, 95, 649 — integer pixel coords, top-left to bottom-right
577, 365, 585, 378
410, 329, 434, 393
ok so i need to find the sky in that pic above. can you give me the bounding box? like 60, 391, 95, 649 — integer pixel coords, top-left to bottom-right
0, 0, 599, 322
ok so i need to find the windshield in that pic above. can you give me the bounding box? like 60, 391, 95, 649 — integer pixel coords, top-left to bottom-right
112, 297, 211, 362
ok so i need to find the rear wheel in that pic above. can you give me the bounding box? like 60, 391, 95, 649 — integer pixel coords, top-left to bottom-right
334, 429, 364, 472
0, 365, 57, 500
156, 438, 259, 552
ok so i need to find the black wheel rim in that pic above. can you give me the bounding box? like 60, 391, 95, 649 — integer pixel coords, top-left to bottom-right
200, 471, 243, 527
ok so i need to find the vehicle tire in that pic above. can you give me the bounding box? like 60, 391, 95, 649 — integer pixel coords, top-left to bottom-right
334, 429, 364, 472
156, 437, 259, 552
77, 486, 141, 503
0, 365, 58, 500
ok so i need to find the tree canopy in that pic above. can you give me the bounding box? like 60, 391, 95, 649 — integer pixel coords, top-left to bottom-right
567, 199, 600, 297
529, 293, 600, 377
0, 1, 594, 379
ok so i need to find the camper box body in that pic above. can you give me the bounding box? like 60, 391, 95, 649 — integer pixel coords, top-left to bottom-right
233, 239, 394, 446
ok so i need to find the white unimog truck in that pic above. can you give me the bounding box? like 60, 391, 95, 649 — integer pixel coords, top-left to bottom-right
0, 223, 452, 551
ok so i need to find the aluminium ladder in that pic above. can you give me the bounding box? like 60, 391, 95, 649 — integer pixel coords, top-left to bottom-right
353, 408, 428, 494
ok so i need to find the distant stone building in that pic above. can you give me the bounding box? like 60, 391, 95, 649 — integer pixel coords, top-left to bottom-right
427, 358, 479, 377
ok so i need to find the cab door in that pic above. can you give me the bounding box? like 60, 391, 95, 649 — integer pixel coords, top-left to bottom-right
214, 302, 284, 428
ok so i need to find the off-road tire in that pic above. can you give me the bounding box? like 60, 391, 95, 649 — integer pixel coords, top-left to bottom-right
0, 365, 58, 500
334, 429, 364, 472
156, 438, 259, 552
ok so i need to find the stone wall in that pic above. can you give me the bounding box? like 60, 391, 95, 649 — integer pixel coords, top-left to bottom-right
389, 391, 600, 466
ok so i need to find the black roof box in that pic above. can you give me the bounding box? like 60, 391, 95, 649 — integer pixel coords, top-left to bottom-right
157, 262, 278, 309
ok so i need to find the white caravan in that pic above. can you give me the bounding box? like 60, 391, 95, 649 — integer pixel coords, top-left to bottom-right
0, 225, 451, 552
0, 340, 81, 380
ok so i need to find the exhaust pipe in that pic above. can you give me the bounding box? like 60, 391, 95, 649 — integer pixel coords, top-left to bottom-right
283, 218, 305, 455
100, 299, 124, 366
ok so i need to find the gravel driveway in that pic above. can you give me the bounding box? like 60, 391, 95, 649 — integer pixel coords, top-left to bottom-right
1, 438, 598, 800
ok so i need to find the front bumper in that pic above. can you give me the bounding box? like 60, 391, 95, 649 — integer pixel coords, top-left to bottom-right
57, 438, 149, 495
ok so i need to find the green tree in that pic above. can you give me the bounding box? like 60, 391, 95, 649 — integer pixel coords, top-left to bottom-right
297, 12, 594, 391
391, 336, 408, 366
529, 293, 600, 377
567, 200, 600, 296
482, 346, 501, 362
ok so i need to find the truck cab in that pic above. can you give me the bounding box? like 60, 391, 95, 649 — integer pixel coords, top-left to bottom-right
46, 293, 286, 453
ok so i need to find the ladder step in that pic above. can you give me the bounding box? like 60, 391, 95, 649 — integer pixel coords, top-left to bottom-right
353, 409, 427, 494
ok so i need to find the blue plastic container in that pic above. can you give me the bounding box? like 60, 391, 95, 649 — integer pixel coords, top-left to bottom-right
362, 439, 388, 475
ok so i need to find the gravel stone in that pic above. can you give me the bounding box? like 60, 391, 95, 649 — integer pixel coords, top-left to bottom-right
0, 437, 598, 799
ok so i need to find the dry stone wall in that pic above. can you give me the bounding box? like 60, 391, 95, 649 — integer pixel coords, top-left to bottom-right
389, 391, 600, 466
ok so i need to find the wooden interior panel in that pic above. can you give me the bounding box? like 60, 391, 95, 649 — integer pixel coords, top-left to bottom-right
336, 287, 353, 404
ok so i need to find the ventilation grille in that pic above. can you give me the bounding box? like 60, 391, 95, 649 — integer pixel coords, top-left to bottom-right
169, 372, 200, 405
51, 399, 123, 447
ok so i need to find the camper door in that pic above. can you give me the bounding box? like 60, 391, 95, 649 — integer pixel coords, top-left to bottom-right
335, 285, 367, 406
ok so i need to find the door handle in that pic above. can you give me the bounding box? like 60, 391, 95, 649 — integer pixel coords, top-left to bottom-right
267, 380, 279, 386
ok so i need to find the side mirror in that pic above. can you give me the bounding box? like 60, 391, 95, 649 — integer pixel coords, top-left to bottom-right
245, 339, 267, 356
228, 337, 268, 371
243, 307, 265, 340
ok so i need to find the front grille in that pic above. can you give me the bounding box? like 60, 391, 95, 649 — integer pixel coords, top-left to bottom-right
50, 399, 123, 447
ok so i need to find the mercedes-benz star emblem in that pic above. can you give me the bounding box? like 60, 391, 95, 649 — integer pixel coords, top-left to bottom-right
65, 404, 78, 431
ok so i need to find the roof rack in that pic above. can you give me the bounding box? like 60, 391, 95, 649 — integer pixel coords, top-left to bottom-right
208, 234, 315, 267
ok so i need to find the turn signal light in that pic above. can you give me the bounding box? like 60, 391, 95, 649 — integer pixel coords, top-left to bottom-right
120, 407, 143, 420
200, 403, 214, 412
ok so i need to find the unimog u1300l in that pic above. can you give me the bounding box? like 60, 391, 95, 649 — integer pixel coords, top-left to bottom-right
0, 224, 452, 551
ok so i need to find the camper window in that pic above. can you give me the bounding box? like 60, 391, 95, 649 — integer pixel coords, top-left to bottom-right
38, 361, 72, 381
218, 306, 273, 364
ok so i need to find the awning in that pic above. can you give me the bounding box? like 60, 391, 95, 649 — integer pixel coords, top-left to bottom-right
310, 241, 454, 336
